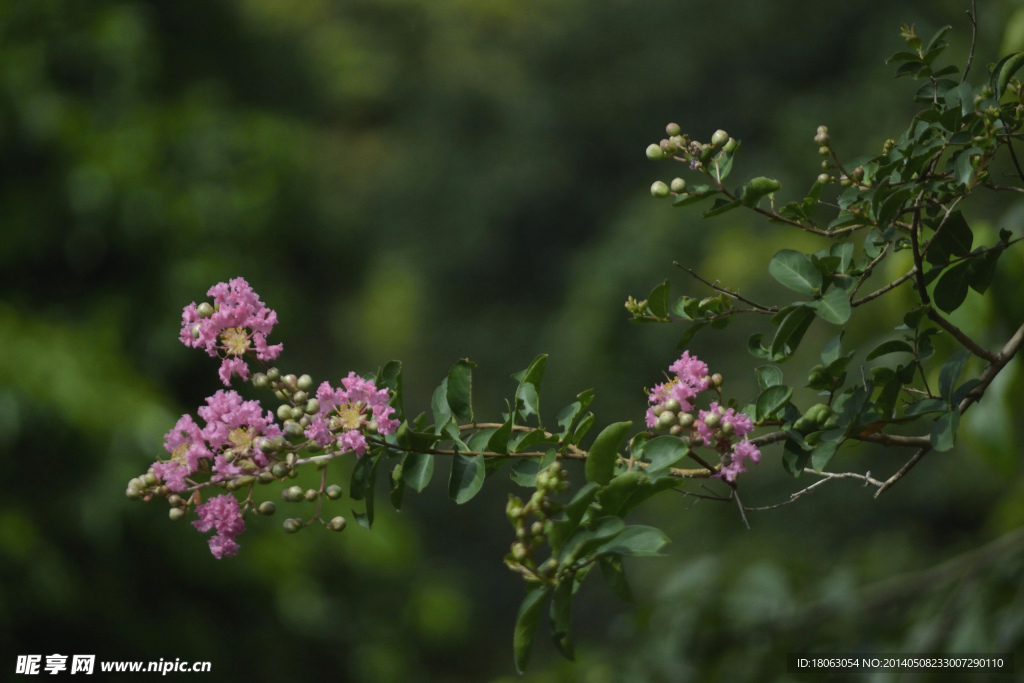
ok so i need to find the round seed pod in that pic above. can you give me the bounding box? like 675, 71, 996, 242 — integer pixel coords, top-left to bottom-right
328, 516, 346, 531
258, 501, 276, 515
326, 484, 343, 500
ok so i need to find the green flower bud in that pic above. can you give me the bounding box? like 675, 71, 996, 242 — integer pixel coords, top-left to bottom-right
326, 484, 343, 500
851, 166, 864, 182
284, 421, 304, 438
284, 374, 298, 389
169, 507, 186, 521
196, 302, 215, 318
536, 472, 550, 490
656, 411, 678, 430
679, 413, 695, 428
663, 398, 681, 413
304, 399, 320, 415
814, 132, 830, 146
670, 177, 687, 193
721, 421, 735, 436
303, 489, 318, 502
651, 181, 670, 198
258, 471, 275, 484
126, 487, 142, 500
704, 412, 721, 429
723, 137, 738, 153
816, 125, 828, 135
258, 501, 276, 515
283, 485, 304, 502
669, 424, 684, 437
299, 416, 311, 428
143, 473, 158, 488
292, 390, 308, 405
549, 461, 563, 475
652, 404, 666, 417
290, 406, 304, 421
365, 421, 378, 434
328, 516, 347, 531
266, 367, 281, 381
277, 404, 292, 421
274, 389, 288, 401
711, 129, 729, 147
271, 463, 289, 479
167, 494, 183, 507
818, 145, 831, 156
711, 373, 723, 387
531, 521, 544, 536
646, 144, 666, 161
191, 323, 202, 339
252, 372, 269, 389
817, 173, 831, 185
666, 122, 681, 136
297, 374, 314, 391
511, 543, 528, 562
283, 518, 302, 534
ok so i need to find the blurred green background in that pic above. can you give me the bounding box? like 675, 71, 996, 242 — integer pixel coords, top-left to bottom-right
2, 0, 1023, 680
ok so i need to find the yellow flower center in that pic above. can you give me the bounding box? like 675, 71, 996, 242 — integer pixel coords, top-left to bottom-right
221, 327, 251, 356
170, 443, 189, 465
228, 427, 255, 455
334, 402, 364, 431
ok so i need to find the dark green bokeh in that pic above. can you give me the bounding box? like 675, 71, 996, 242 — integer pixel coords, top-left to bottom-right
1, 1, 1023, 681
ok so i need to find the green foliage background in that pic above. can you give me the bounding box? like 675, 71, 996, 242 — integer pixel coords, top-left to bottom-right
1, 1, 1023, 680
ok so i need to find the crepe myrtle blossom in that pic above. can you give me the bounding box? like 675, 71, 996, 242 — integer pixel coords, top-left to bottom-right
695, 401, 754, 446
152, 390, 281, 492
192, 494, 245, 559
715, 439, 762, 483
305, 372, 399, 456
645, 351, 712, 428
180, 277, 283, 386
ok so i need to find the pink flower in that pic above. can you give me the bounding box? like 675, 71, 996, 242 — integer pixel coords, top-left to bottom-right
646, 351, 712, 419
713, 439, 761, 483
192, 494, 245, 559
305, 372, 399, 455
179, 278, 282, 386
153, 415, 212, 492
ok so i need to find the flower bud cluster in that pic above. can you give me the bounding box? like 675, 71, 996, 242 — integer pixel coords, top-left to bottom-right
646, 352, 761, 483
646, 123, 738, 197
506, 462, 567, 579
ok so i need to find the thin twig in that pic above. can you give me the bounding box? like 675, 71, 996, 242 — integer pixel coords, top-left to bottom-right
851, 266, 916, 307
673, 262, 777, 312
962, 0, 978, 83
731, 489, 751, 529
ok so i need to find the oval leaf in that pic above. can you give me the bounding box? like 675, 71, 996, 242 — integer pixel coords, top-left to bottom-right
769, 250, 822, 296
585, 421, 632, 485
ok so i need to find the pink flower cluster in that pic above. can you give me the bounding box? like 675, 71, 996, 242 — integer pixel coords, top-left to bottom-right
645, 351, 711, 428
695, 401, 760, 483
192, 494, 245, 559
152, 390, 280, 493
305, 372, 399, 456
179, 277, 283, 386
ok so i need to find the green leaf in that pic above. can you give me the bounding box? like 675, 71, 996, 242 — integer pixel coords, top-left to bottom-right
549, 483, 600, 553
926, 211, 974, 265
771, 306, 815, 360
702, 198, 741, 217
677, 321, 708, 348
513, 354, 547, 423
968, 247, 1002, 294
350, 451, 381, 529
647, 280, 670, 318
810, 439, 841, 472
594, 525, 670, 557
755, 384, 792, 421
389, 464, 405, 510
953, 148, 980, 187
930, 409, 960, 451
401, 452, 434, 492
938, 350, 970, 403
597, 471, 678, 517
486, 415, 514, 455
571, 412, 595, 445
866, 339, 915, 360
756, 365, 783, 390
934, 261, 972, 314
511, 428, 553, 454
781, 438, 811, 477
550, 579, 575, 660
808, 287, 851, 324
820, 332, 845, 366
995, 52, 1024, 99
830, 242, 854, 274
510, 450, 555, 487
585, 421, 632, 485
560, 516, 625, 565
513, 586, 550, 674
672, 186, 716, 207
598, 556, 633, 603
431, 381, 452, 436
903, 398, 947, 418
448, 453, 485, 504
769, 250, 823, 296
925, 25, 952, 52
378, 360, 405, 422
642, 436, 690, 473
748, 332, 770, 360
446, 359, 476, 424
